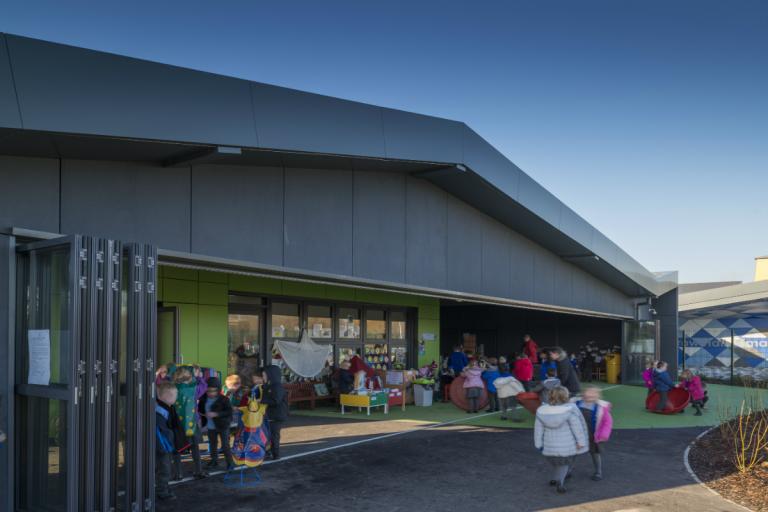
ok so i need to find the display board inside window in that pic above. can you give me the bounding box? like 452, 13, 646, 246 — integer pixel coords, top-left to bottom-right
365, 343, 389, 370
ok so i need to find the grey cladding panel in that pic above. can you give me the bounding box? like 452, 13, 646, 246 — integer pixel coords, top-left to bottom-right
0, 156, 58, 232
353, 171, 406, 282
560, 206, 594, 252
381, 109, 462, 163
7, 35, 257, 146
533, 250, 556, 305
191, 165, 283, 265
446, 196, 483, 294
462, 126, 521, 200
0, 36, 21, 128
518, 172, 563, 229
61, 160, 190, 249
405, 177, 447, 289
252, 83, 385, 157
553, 261, 574, 308
509, 232, 534, 301
284, 168, 353, 275
481, 218, 511, 298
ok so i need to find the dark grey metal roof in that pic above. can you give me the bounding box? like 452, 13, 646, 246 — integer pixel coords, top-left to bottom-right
0, 32, 674, 297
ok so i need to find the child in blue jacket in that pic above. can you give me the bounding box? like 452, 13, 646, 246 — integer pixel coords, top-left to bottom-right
653, 361, 674, 411
482, 358, 501, 412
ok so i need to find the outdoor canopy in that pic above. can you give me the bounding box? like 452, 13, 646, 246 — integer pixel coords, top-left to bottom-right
273, 329, 332, 378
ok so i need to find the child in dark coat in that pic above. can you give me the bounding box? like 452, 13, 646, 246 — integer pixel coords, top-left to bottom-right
260, 365, 289, 460
198, 377, 235, 470
156, 382, 185, 500
653, 361, 674, 412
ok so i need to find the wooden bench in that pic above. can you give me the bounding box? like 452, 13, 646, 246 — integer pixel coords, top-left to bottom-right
284, 381, 338, 409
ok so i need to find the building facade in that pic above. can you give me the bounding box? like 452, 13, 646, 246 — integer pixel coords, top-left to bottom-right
0, 33, 677, 511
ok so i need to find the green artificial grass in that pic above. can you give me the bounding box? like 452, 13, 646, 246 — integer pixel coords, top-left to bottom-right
292, 382, 768, 430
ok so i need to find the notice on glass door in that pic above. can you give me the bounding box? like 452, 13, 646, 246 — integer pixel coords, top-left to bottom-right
28, 329, 51, 386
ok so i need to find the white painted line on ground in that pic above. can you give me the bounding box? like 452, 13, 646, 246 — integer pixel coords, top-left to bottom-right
682, 426, 754, 512
171, 409, 506, 486
599, 385, 621, 392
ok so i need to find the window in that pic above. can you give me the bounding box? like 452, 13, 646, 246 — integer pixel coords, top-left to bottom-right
390, 311, 407, 340
365, 309, 386, 340
338, 307, 361, 339
228, 313, 261, 383
307, 305, 332, 339
271, 302, 300, 339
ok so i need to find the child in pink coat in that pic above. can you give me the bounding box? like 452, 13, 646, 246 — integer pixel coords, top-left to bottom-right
641, 360, 657, 396
462, 360, 485, 414
575, 387, 613, 481
679, 370, 708, 416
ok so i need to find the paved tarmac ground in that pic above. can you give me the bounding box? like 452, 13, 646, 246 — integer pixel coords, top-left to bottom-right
161, 416, 746, 512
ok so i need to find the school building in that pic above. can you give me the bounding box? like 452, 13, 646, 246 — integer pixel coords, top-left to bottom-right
0, 33, 678, 511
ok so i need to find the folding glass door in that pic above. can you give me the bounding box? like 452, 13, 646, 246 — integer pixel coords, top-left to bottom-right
15, 235, 157, 512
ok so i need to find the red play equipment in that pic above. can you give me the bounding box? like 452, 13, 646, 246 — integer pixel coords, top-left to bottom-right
646, 388, 691, 414
449, 376, 489, 411
515, 392, 542, 415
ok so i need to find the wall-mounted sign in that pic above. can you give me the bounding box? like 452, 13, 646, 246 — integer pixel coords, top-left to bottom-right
421, 332, 436, 342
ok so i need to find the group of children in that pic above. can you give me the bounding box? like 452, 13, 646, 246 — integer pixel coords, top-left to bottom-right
455, 353, 533, 418
643, 360, 709, 415
154, 363, 288, 501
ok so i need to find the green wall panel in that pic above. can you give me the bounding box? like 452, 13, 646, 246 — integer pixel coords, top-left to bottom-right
163, 278, 198, 303
198, 305, 228, 373
283, 280, 325, 299
229, 274, 282, 295
163, 266, 199, 281
419, 301, 440, 320
325, 285, 355, 302
157, 276, 164, 301
198, 270, 228, 284
417, 316, 440, 367
198, 282, 228, 305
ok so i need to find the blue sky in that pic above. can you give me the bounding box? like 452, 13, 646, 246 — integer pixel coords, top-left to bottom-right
3, 1, 766, 283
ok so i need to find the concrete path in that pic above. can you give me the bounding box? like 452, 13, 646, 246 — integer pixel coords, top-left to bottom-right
163, 418, 745, 512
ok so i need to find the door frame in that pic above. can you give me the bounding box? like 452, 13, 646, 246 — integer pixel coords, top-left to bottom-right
157, 306, 180, 365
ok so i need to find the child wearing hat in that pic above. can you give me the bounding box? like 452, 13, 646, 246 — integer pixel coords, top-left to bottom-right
198, 377, 235, 470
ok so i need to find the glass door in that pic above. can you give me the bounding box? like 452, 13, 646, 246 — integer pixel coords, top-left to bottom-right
622, 320, 659, 385
15, 236, 83, 512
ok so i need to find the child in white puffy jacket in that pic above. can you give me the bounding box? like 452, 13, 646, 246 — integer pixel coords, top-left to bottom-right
494, 365, 525, 422
534, 385, 589, 494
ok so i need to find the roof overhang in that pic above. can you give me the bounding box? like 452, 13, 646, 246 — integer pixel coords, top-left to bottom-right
0, 32, 675, 298
679, 280, 768, 316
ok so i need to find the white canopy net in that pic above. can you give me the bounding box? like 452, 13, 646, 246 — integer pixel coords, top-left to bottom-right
273, 329, 332, 378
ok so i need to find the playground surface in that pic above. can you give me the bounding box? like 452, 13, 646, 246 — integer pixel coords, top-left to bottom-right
163, 383, 765, 511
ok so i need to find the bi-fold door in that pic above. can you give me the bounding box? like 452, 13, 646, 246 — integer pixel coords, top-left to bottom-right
15, 235, 156, 512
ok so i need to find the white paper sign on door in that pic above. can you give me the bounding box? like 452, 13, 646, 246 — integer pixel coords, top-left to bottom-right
28, 329, 51, 386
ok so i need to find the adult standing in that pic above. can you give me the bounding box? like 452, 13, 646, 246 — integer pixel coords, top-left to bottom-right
448, 345, 469, 377
549, 347, 581, 395
522, 335, 540, 364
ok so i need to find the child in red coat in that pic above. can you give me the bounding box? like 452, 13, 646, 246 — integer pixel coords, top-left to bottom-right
679, 370, 708, 416
513, 353, 534, 391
